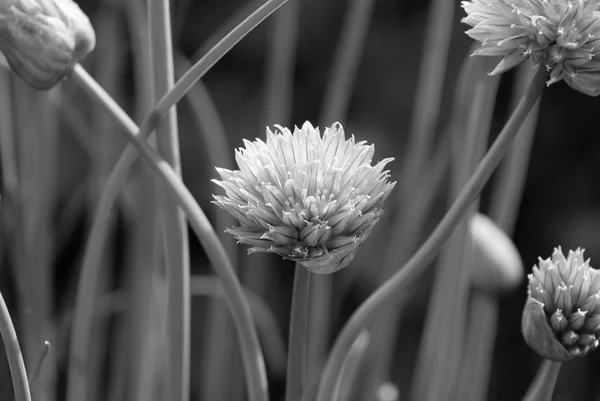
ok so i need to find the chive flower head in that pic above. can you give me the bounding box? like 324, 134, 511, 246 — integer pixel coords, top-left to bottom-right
522, 247, 600, 360
462, 0, 600, 96
213, 122, 395, 274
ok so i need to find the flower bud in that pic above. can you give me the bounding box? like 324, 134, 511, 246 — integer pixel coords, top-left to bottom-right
0, 0, 96, 89
522, 247, 600, 361
469, 213, 523, 293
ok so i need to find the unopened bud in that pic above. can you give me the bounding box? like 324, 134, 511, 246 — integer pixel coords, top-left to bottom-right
522, 247, 600, 361
0, 0, 96, 89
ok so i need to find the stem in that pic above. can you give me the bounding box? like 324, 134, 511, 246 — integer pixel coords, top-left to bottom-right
71, 67, 269, 401
0, 290, 31, 401
315, 66, 549, 401
308, 1, 376, 395
320, 0, 376, 124
286, 264, 311, 401
411, 55, 499, 401
399, 0, 456, 188
147, 0, 288, 137
523, 360, 561, 401
67, 3, 287, 391
264, 0, 299, 124
190, 276, 288, 377
147, 0, 190, 399
456, 64, 540, 401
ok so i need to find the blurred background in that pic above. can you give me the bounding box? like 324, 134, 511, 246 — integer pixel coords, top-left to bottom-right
1, 0, 600, 400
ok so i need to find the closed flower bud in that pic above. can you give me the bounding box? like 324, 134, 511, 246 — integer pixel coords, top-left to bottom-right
0, 0, 96, 89
522, 247, 600, 361
469, 213, 523, 293
213, 122, 395, 274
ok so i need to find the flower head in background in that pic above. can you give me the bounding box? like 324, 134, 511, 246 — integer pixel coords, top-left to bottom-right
522, 247, 600, 361
213, 122, 395, 274
462, 0, 600, 96
0, 0, 96, 89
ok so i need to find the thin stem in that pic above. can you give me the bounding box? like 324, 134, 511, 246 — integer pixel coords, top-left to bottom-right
0, 290, 31, 401
286, 265, 311, 401
67, 5, 287, 389
264, 0, 299, 124
315, 67, 549, 401
456, 64, 540, 401
190, 276, 287, 376
30, 341, 51, 384
146, 0, 288, 139
523, 360, 561, 401
147, 0, 190, 399
399, 0, 456, 189
320, 0, 376, 124
308, 1, 376, 394
71, 66, 269, 401
411, 56, 499, 401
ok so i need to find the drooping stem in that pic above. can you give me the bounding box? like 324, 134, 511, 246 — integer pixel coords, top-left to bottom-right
315, 66, 549, 401
286, 264, 311, 401
71, 67, 269, 401
0, 289, 31, 401
522, 359, 561, 401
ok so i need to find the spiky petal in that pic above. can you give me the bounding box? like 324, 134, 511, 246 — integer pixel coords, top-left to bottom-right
213, 122, 395, 274
462, 0, 600, 96
522, 247, 600, 360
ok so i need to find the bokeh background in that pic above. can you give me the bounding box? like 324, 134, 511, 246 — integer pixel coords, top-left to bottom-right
1, 0, 600, 400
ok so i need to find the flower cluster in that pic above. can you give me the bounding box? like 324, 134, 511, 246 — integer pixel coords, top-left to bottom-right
212, 122, 395, 274
0, 0, 96, 89
462, 0, 600, 96
522, 247, 600, 361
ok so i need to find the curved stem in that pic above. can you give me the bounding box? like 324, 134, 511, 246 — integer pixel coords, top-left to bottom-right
522, 359, 561, 401
190, 275, 288, 377
67, 3, 288, 392
315, 67, 549, 401
0, 290, 31, 401
286, 264, 311, 401
71, 67, 269, 401
146, 0, 288, 138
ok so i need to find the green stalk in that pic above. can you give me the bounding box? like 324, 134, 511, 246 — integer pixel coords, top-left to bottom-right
315, 66, 549, 401
410, 56, 498, 400
13, 81, 57, 401
399, 0, 456, 187
71, 66, 269, 401
190, 275, 287, 376
68, 6, 286, 394
361, 0, 455, 392
286, 264, 311, 401
334, 331, 370, 401
522, 360, 561, 401
0, 289, 31, 401
361, 47, 492, 399
147, 0, 190, 400
175, 53, 241, 401
456, 65, 540, 401
320, 0, 375, 124
264, 0, 299, 124
124, 0, 162, 399
309, 1, 376, 395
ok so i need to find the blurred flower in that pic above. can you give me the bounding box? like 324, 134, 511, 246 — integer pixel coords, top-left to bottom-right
0, 0, 96, 89
470, 213, 523, 293
522, 247, 600, 361
462, 0, 600, 96
212, 122, 395, 274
